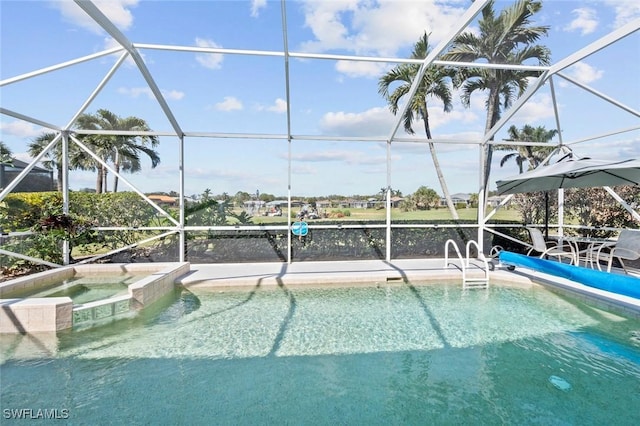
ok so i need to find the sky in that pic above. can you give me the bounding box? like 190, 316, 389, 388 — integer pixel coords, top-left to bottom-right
1, 0, 639, 199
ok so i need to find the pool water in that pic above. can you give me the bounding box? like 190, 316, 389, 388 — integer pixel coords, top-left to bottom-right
27, 274, 142, 304
1, 282, 639, 424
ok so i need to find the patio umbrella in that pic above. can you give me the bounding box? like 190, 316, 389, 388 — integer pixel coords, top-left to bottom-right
496, 157, 640, 238
496, 158, 640, 195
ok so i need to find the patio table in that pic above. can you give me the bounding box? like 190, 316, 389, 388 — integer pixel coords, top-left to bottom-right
554, 236, 616, 268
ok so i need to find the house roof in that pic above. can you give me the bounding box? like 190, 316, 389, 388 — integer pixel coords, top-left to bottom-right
4, 158, 51, 173
147, 194, 176, 203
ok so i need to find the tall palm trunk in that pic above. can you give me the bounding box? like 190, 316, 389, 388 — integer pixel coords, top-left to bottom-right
56, 164, 63, 192
95, 167, 102, 193
113, 150, 120, 193
101, 165, 108, 193
422, 104, 458, 219
481, 86, 501, 205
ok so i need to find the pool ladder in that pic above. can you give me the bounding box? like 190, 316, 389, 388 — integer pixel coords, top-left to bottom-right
444, 239, 490, 289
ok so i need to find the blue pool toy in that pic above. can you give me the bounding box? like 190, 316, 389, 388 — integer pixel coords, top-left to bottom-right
291, 221, 308, 236
498, 251, 640, 299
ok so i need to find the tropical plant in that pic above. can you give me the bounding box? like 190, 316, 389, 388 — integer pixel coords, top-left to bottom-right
28, 133, 89, 191
233, 191, 252, 207
379, 32, 459, 219
412, 185, 440, 210
442, 0, 550, 198
75, 109, 160, 193
512, 190, 556, 226
499, 124, 557, 173
565, 185, 640, 237
0, 141, 13, 165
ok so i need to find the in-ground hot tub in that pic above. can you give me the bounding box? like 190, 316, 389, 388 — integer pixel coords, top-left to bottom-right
0, 262, 190, 333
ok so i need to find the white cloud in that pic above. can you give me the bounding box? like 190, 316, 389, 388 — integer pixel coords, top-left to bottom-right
162, 90, 185, 101
571, 136, 640, 161
564, 8, 598, 35
335, 60, 389, 78
509, 94, 556, 124
52, 0, 141, 54
0, 120, 44, 138
299, 0, 467, 59
215, 96, 243, 111
250, 0, 267, 18
290, 149, 386, 166
319, 101, 478, 139
256, 98, 288, 113
195, 38, 224, 70
103, 36, 126, 53
426, 104, 478, 129
319, 107, 394, 137
268, 98, 288, 113
565, 61, 604, 85
117, 87, 185, 100
605, 0, 640, 28
53, 0, 138, 35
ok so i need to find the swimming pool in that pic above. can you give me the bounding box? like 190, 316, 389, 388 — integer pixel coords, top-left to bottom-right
1, 282, 639, 424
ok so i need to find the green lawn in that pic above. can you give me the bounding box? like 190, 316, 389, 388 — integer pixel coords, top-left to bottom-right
249, 207, 521, 224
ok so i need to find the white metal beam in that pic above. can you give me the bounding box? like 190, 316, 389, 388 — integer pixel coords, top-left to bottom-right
549, 19, 640, 74
557, 72, 640, 118
604, 187, 640, 222
0, 47, 124, 87
133, 42, 549, 72
0, 108, 60, 131
64, 51, 130, 130
387, 0, 489, 142
69, 134, 180, 227
567, 126, 640, 146
73, 0, 184, 137
0, 133, 62, 201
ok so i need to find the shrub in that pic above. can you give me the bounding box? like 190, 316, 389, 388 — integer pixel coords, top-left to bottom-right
328, 209, 350, 218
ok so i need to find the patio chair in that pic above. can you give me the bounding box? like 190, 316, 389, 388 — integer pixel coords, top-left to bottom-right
593, 229, 640, 273
526, 227, 577, 265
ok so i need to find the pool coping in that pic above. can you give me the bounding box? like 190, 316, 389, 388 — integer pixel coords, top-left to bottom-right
179, 258, 520, 288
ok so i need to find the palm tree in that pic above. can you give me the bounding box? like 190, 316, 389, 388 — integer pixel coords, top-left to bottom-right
379, 32, 459, 219
28, 132, 88, 191
441, 0, 550, 197
75, 109, 160, 193
0, 141, 13, 165
499, 124, 557, 173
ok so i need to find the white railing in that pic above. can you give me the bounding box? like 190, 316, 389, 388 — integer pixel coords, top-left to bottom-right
444, 239, 490, 289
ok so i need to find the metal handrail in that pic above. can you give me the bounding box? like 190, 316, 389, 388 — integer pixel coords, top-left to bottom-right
465, 240, 490, 287
444, 239, 489, 288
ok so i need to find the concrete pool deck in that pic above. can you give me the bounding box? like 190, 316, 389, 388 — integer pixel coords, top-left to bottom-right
180, 258, 640, 318
179, 258, 507, 288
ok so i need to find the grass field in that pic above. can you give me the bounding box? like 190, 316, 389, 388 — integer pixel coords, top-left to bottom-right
248, 207, 522, 224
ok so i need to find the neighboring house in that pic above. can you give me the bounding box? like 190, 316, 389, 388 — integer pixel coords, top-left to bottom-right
487, 195, 511, 208
147, 194, 178, 206
389, 196, 404, 208
266, 200, 288, 209
243, 200, 265, 215
0, 159, 54, 192
315, 200, 332, 210
440, 193, 472, 207
347, 198, 375, 209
